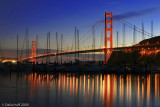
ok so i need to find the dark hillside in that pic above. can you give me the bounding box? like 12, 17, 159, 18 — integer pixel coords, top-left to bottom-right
107, 36, 160, 65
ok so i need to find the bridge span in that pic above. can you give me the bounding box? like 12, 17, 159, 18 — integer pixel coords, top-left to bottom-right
20, 43, 160, 61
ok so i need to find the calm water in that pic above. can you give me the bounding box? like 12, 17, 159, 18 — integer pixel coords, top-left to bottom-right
0, 72, 160, 107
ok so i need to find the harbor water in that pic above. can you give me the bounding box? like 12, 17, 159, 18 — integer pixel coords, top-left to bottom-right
0, 72, 160, 107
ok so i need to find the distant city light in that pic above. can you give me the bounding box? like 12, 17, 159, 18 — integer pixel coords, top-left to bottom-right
2, 60, 17, 63
11, 60, 16, 63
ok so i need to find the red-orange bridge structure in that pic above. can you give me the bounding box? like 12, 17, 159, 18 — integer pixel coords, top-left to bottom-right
19, 12, 159, 63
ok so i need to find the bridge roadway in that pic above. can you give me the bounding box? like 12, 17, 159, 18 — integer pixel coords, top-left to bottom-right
20, 43, 160, 61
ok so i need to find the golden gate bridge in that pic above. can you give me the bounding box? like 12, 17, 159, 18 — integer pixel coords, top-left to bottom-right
0, 11, 159, 64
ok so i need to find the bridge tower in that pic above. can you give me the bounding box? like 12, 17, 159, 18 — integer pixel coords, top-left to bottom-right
105, 12, 113, 64
32, 41, 36, 63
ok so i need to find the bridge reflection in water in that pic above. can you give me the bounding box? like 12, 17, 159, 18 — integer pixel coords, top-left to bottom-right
23, 73, 160, 107
0, 72, 159, 107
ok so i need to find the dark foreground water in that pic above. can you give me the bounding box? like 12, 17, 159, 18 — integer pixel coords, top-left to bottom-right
0, 72, 160, 107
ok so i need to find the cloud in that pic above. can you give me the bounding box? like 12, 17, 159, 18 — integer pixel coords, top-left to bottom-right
80, 7, 160, 28
114, 7, 160, 19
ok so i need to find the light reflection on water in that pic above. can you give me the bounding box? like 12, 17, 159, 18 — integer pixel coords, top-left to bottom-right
0, 72, 160, 107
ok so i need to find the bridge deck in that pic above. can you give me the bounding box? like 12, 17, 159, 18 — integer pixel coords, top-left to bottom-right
20, 43, 160, 61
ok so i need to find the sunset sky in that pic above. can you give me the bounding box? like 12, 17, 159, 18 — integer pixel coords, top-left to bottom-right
0, 0, 160, 50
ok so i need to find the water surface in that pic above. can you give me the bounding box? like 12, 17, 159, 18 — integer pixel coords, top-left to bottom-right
0, 72, 160, 107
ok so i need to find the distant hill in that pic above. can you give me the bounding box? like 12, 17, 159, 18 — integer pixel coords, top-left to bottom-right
139, 36, 160, 45
107, 36, 160, 65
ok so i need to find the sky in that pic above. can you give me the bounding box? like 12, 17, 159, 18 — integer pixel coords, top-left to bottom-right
0, 0, 160, 51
